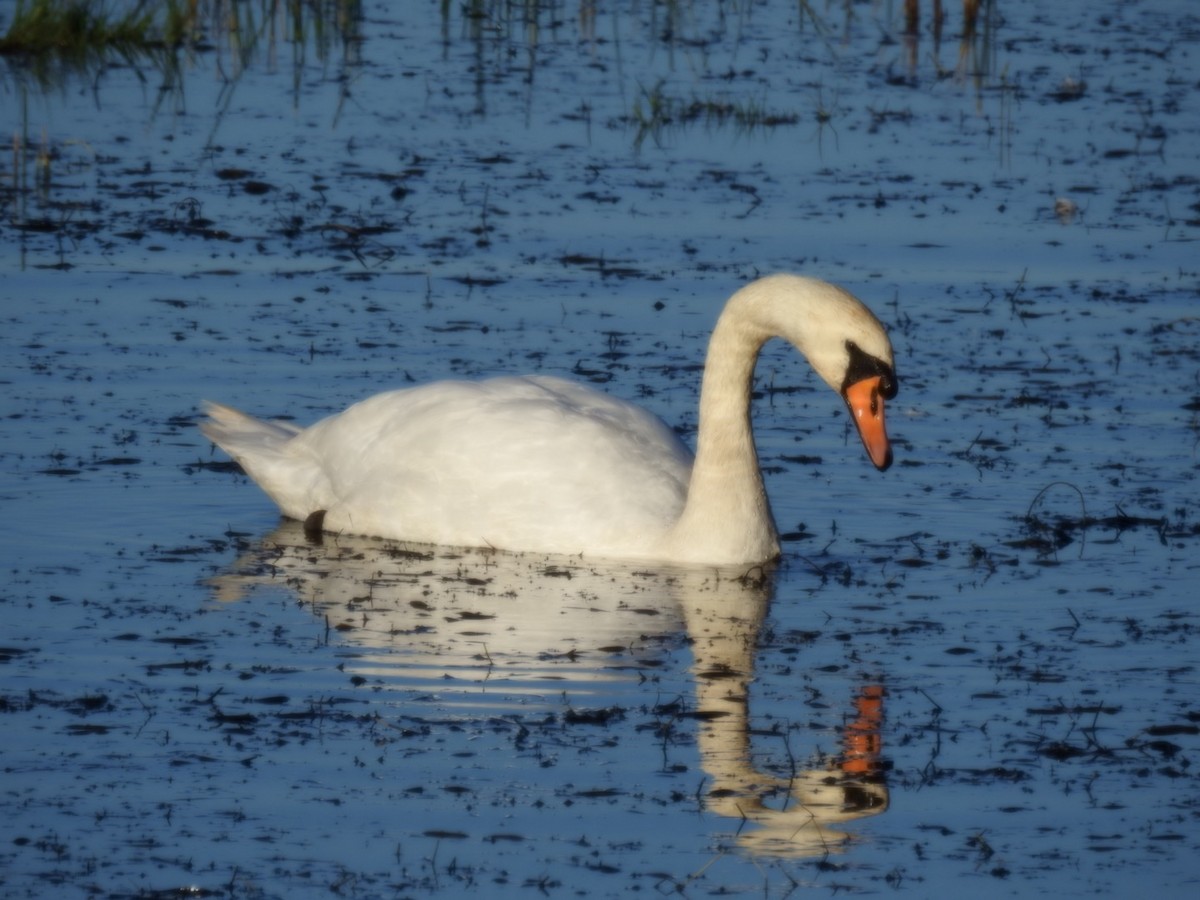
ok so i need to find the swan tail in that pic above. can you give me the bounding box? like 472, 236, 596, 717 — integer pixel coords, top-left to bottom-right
199, 402, 327, 520
200, 401, 302, 451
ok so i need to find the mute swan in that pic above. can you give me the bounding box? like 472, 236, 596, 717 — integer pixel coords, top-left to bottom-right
201, 274, 898, 564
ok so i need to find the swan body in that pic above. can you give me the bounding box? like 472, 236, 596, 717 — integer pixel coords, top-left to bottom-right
201, 274, 898, 564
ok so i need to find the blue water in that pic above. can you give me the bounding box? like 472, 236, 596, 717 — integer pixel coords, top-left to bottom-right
2, 1, 1198, 897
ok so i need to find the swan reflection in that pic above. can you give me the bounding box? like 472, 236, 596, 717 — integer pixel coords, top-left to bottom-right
210, 522, 888, 856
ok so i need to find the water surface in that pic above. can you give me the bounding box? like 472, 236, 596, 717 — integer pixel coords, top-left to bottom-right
2, 1, 1198, 897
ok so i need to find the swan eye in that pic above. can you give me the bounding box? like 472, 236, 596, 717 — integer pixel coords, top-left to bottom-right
843, 341, 898, 399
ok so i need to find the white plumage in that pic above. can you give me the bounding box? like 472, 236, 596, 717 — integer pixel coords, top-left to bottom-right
201, 274, 898, 564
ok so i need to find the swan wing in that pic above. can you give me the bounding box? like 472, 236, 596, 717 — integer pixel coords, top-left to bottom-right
282, 376, 692, 556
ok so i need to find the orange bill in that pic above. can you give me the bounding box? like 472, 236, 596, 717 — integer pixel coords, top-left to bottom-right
841, 684, 885, 777
844, 375, 893, 471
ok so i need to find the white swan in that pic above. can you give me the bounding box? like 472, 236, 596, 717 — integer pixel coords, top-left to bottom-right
200, 274, 898, 564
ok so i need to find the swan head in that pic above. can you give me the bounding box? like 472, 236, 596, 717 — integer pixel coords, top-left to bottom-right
734, 274, 899, 471
840, 338, 898, 471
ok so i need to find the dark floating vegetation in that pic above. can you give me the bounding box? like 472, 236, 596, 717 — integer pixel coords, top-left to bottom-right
1, 0, 364, 99
0, 0, 364, 58
3, 0, 1199, 896
631, 81, 801, 148
0, 0, 162, 60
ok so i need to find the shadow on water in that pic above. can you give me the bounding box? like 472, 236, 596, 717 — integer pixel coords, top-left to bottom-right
211, 521, 889, 859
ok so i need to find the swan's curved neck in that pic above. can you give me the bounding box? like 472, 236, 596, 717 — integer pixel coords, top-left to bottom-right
667, 298, 778, 563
